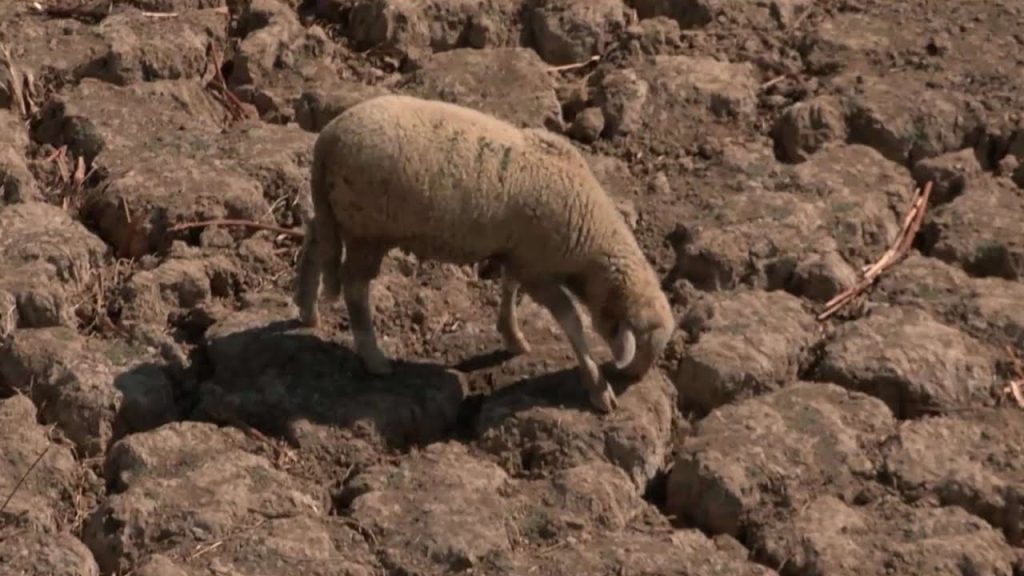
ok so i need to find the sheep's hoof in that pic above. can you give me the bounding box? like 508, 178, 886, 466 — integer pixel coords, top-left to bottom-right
504, 335, 531, 356
589, 383, 618, 413
298, 310, 320, 329
361, 353, 394, 376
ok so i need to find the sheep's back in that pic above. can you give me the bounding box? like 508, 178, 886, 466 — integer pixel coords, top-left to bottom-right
318, 96, 563, 262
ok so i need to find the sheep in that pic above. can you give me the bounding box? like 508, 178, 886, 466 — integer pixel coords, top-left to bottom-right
293, 94, 675, 413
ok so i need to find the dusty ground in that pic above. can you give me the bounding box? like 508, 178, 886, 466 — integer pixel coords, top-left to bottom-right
1, 0, 1024, 574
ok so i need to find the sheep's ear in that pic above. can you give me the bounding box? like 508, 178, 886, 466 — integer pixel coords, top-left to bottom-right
611, 322, 636, 370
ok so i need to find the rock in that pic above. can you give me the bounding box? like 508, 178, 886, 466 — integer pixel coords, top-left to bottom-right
0, 17, 107, 93
771, 96, 847, 163
0, 111, 39, 204
644, 54, 758, 120
674, 289, 818, 414
669, 190, 836, 292
666, 382, 896, 536
343, 442, 514, 573
401, 47, 564, 131
509, 528, 774, 574
229, 0, 303, 85
343, 441, 770, 573
0, 203, 109, 329
32, 80, 316, 258
133, 555, 189, 576
82, 8, 226, 85
883, 408, 1024, 538
911, 148, 984, 205
631, 0, 811, 29
0, 146, 38, 204
814, 305, 997, 418
629, 0, 713, 28
591, 67, 649, 136
82, 422, 337, 574
924, 174, 1024, 281
0, 395, 79, 532
528, 0, 631, 66
621, 16, 683, 55
876, 254, 1024, 350
198, 294, 466, 455
118, 0, 224, 11
0, 327, 177, 456
791, 144, 916, 266
226, 0, 343, 122
844, 75, 985, 166
788, 251, 859, 302
212, 122, 316, 229
0, 533, 101, 576
344, 0, 522, 62
120, 258, 219, 326
30, 77, 224, 162
971, 277, 1024, 349
874, 253, 975, 317
476, 369, 677, 492
568, 106, 605, 142
754, 495, 1018, 575
293, 80, 391, 132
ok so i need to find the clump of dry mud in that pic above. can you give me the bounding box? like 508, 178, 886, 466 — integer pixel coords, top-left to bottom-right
2, 0, 1024, 574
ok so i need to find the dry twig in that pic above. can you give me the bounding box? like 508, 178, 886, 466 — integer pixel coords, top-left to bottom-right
0, 42, 33, 118
817, 181, 933, 321
167, 219, 303, 237
202, 42, 253, 123
1004, 346, 1024, 409
546, 55, 600, 73
184, 518, 268, 561
0, 444, 51, 520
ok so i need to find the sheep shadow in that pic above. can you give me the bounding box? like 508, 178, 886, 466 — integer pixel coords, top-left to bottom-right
188, 318, 476, 450
185, 316, 635, 453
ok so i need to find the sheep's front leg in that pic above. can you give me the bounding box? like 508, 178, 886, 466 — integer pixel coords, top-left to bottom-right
523, 281, 618, 413
342, 243, 392, 375
497, 274, 531, 355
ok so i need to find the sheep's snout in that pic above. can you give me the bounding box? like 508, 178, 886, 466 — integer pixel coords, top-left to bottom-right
617, 324, 672, 380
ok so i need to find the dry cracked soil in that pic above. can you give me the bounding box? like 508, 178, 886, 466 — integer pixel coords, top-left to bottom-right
1, 0, 1024, 575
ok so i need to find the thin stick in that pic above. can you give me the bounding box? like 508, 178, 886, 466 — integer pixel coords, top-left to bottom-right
817, 181, 933, 321
167, 219, 303, 237
203, 42, 252, 122
546, 55, 600, 73
1006, 345, 1024, 408
185, 518, 267, 561
0, 43, 26, 118
0, 444, 51, 518
760, 74, 788, 90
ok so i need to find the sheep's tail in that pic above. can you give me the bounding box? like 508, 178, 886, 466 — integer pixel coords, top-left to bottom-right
311, 143, 344, 302
294, 209, 322, 327
294, 145, 343, 326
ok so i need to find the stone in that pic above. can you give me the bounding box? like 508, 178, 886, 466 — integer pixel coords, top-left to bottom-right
814, 305, 997, 418
674, 289, 818, 414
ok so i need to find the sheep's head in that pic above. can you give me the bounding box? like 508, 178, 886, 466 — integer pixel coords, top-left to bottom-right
570, 258, 676, 379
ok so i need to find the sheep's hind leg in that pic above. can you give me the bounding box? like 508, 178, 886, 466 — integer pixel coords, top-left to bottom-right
342, 242, 392, 375
497, 273, 531, 355
522, 281, 618, 413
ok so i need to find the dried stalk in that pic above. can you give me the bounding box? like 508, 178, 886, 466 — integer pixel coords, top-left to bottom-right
202, 42, 252, 123
546, 55, 600, 73
167, 219, 303, 237
0, 43, 28, 118
0, 444, 51, 519
817, 181, 933, 321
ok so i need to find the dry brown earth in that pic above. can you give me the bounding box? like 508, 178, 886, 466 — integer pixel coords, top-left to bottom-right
2, 0, 1024, 574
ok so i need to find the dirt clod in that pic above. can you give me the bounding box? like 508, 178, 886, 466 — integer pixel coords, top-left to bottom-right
3, 0, 1023, 573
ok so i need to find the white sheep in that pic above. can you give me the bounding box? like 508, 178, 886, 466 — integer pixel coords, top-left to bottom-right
293, 94, 675, 412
